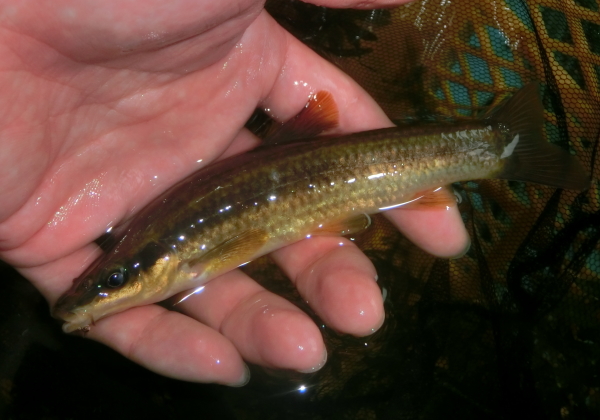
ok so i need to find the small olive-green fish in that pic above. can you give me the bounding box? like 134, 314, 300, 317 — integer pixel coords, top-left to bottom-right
52, 83, 589, 333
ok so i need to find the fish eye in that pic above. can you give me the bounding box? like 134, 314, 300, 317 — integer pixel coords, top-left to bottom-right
105, 269, 128, 288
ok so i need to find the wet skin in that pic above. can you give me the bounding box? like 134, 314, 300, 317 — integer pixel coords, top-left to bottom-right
0, 0, 468, 385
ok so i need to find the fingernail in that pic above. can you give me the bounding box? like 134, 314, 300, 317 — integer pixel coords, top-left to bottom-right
229, 363, 250, 387
297, 348, 328, 373
450, 235, 471, 260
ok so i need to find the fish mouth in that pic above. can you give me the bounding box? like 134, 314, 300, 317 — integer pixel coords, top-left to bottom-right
52, 306, 93, 333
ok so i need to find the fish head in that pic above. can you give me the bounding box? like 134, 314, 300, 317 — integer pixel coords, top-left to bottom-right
52, 241, 180, 333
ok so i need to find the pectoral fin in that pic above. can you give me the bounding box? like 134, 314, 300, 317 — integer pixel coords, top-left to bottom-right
181, 228, 269, 278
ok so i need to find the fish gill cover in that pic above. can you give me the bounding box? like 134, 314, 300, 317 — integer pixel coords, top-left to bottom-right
1, 0, 598, 419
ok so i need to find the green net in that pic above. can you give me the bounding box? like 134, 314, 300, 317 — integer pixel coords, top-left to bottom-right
1, 0, 598, 418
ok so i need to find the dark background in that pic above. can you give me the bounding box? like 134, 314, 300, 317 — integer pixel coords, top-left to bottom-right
1, 0, 599, 418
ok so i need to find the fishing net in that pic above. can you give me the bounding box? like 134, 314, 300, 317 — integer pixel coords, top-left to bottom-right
1, 0, 598, 418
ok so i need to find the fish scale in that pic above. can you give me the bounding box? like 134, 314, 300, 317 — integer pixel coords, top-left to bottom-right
171, 126, 501, 257
52, 83, 589, 333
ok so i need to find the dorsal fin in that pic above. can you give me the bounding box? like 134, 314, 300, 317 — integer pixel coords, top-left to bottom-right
265, 91, 339, 145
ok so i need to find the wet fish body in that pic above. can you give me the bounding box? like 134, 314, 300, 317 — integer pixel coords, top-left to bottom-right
53, 83, 589, 332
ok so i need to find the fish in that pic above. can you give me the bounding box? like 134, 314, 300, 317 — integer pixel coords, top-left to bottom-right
52, 82, 590, 333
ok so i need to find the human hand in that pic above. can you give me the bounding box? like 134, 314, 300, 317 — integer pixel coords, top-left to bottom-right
0, 0, 468, 385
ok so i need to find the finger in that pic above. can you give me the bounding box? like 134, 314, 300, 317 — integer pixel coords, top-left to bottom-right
17, 243, 102, 300
270, 236, 384, 336
258, 14, 393, 132
385, 206, 471, 258
215, 128, 262, 160
87, 304, 249, 386
174, 269, 327, 373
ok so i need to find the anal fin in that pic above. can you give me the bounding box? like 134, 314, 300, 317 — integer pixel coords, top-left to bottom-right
311, 214, 372, 237
380, 186, 458, 211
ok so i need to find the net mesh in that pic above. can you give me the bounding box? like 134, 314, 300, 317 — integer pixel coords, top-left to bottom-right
1, 0, 599, 419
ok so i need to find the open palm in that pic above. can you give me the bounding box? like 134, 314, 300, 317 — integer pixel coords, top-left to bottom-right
0, 0, 468, 385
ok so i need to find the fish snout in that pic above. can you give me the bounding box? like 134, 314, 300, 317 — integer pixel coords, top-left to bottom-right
50, 302, 74, 322
51, 274, 98, 321
51, 288, 79, 320
52, 294, 93, 333
51, 306, 92, 333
